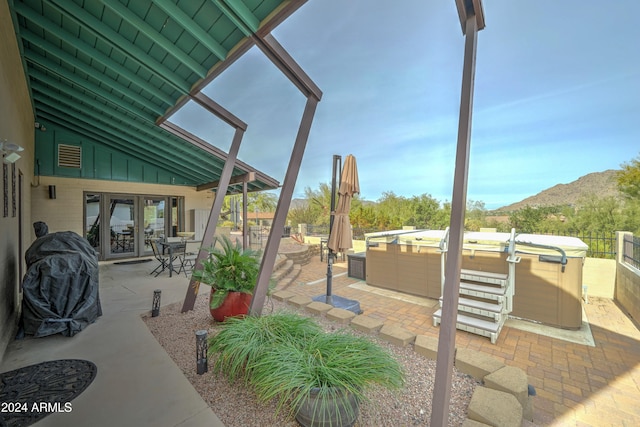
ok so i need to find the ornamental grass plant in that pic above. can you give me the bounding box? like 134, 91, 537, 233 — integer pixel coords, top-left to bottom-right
208, 312, 405, 426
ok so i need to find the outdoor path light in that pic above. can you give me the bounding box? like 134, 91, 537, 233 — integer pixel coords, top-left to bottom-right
152, 289, 161, 317
196, 330, 208, 375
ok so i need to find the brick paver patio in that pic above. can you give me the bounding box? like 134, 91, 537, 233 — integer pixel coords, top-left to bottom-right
280, 255, 640, 426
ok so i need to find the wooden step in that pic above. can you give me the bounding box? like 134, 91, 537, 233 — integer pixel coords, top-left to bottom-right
433, 309, 500, 333
440, 297, 502, 317
459, 281, 506, 302
432, 310, 504, 344
460, 269, 508, 286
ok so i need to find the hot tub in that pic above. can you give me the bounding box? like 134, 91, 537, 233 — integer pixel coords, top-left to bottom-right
365, 229, 588, 329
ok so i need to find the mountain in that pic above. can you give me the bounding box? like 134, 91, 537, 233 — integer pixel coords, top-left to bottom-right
495, 170, 621, 212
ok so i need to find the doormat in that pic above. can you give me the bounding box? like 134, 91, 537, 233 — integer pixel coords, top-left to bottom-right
114, 259, 151, 265
0, 359, 97, 427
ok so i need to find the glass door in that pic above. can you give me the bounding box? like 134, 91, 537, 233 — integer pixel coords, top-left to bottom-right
107, 196, 137, 258
141, 197, 166, 255
84, 192, 183, 260
85, 193, 101, 255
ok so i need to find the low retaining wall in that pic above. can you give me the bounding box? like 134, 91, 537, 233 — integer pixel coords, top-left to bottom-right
614, 232, 640, 325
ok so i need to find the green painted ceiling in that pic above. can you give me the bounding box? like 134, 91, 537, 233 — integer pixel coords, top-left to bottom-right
9, 0, 307, 192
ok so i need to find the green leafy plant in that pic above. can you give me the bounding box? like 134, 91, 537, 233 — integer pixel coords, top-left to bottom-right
208, 312, 405, 425
192, 236, 261, 309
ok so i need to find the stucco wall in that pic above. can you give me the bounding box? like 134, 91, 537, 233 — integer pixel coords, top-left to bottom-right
31, 176, 216, 239
0, 1, 35, 360
583, 257, 616, 299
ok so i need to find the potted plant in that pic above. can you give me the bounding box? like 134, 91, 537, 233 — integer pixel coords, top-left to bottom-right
209, 312, 405, 426
192, 236, 261, 322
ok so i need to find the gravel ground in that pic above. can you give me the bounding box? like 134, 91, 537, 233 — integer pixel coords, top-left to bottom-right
143, 293, 479, 426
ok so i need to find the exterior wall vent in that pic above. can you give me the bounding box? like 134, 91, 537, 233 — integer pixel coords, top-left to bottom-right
58, 144, 82, 169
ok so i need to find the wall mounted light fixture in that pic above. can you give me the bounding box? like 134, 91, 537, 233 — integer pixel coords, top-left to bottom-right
1, 140, 24, 164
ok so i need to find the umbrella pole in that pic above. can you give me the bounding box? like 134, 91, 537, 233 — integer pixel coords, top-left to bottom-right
325, 155, 341, 304
325, 251, 333, 304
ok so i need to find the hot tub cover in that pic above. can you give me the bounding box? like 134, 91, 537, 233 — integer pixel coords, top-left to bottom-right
22, 231, 102, 337
365, 229, 588, 257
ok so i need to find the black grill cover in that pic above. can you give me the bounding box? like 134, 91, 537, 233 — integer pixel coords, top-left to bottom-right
22, 231, 102, 337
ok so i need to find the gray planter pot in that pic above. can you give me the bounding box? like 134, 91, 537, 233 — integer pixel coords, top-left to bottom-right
295, 387, 359, 427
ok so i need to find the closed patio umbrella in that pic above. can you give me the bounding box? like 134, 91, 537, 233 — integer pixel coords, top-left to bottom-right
317, 154, 361, 313
328, 154, 359, 253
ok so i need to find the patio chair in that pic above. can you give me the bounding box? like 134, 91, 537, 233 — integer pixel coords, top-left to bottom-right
178, 240, 199, 277
150, 240, 170, 276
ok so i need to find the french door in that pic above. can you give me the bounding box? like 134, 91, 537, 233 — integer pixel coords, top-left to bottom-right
85, 193, 178, 260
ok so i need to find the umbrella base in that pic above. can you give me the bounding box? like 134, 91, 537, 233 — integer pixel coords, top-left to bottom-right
312, 294, 362, 314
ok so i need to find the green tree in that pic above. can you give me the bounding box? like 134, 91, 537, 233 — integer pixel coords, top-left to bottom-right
465, 200, 487, 231
572, 195, 624, 233
406, 194, 443, 228
508, 206, 557, 233
616, 153, 640, 200
287, 204, 318, 228
248, 191, 278, 212
619, 199, 640, 234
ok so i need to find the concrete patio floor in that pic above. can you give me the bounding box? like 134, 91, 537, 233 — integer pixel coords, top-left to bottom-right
0, 259, 222, 427
1, 252, 639, 426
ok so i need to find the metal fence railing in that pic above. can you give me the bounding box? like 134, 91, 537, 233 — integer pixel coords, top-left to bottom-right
305, 225, 385, 240
305, 225, 618, 259
305, 224, 329, 236
536, 231, 617, 259
623, 235, 640, 270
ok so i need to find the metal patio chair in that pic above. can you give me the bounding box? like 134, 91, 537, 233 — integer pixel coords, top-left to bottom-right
150, 240, 170, 276
177, 240, 200, 277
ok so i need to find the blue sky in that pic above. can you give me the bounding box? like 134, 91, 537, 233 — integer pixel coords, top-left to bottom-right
170, 0, 640, 210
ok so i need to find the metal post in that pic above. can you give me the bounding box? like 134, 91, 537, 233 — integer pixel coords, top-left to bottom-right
151, 289, 161, 317
431, 10, 480, 427
243, 181, 248, 250
250, 96, 319, 316
196, 330, 208, 375
181, 125, 245, 312
325, 155, 341, 303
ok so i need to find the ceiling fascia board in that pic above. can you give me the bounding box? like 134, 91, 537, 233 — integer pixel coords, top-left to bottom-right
190, 92, 247, 130
160, 35, 254, 120
253, 0, 308, 37
31, 84, 224, 177
209, 2, 320, 99
27, 61, 162, 120
47, 0, 190, 94
15, 2, 175, 106
98, 0, 207, 78
150, 0, 228, 61
196, 171, 256, 191
160, 121, 239, 168
36, 106, 204, 183
159, 121, 279, 190
256, 34, 322, 100
21, 31, 165, 115
162, 0, 308, 120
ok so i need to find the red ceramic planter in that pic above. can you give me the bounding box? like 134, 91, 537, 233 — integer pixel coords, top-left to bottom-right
209, 290, 252, 322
